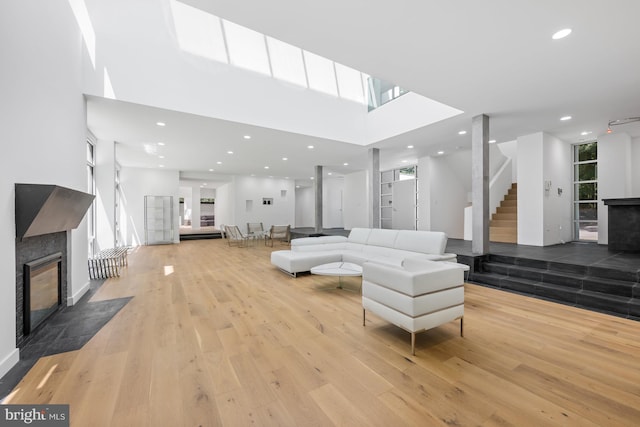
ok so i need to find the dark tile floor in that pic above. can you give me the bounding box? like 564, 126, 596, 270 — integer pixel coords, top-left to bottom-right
0, 279, 131, 402
446, 239, 640, 274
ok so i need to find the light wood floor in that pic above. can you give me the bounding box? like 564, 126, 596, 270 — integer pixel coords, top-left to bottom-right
6, 239, 640, 426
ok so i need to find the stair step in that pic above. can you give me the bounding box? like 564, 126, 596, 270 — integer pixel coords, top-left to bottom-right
577, 290, 630, 316
587, 266, 638, 282
504, 194, 517, 201
536, 282, 578, 304
490, 220, 518, 227
484, 263, 544, 282
492, 213, 517, 220
501, 199, 517, 207
497, 206, 517, 214
582, 276, 635, 298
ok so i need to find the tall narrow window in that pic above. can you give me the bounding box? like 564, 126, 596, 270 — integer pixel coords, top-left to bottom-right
573, 142, 597, 241
87, 137, 96, 256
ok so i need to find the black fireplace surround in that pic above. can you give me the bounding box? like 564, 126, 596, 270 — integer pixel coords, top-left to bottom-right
14, 184, 94, 348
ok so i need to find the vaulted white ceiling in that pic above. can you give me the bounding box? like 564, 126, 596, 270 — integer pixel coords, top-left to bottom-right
87, 0, 640, 185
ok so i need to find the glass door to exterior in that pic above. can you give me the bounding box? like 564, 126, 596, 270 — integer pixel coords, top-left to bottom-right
573, 142, 597, 241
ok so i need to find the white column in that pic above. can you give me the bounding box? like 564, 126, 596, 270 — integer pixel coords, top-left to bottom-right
191, 186, 201, 230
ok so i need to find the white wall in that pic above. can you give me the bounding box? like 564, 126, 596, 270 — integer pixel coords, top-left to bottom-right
517, 133, 545, 245
0, 0, 88, 377
517, 132, 572, 246
95, 139, 116, 250
119, 167, 180, 246
632, 137, 640, 196
233, 177, 295, 232
214, 180, 235, 230
418, 152, 470, 238
343, 170, 368, 230
295, 187, 315, 228
497, 140, 518, 182
598, 132, 632, 245
323, 177, 344, 228
542, 134, 572, 245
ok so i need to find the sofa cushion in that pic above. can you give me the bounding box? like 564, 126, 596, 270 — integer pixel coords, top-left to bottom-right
347, 228, 371, 244
292, 236, 347, 247
394, 230, 447, 255
271, 250, 342, 274
362, 260, 463, 296
363, 281, 463, 316
366, 229, 399, 248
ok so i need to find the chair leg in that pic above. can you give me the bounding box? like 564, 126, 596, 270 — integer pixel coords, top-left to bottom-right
362, 309, 366, 326
460, 316, 464, 337
411, 332, 416, 356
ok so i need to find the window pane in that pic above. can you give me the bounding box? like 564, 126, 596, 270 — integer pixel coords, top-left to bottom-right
335, 63, 364, 103
577, 142, 597, 162
575, 163, 597, 181
575, 183, 597, 201
224, 20, 270, 75
170, 0, 228, 63
575, 202, 598, 220
267, 37, 306, 87
303, 51, 337, 96
576, 221, 598, 241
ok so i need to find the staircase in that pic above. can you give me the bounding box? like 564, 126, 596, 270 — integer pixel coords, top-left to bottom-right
470, 254, 640, 319
490, 183, 517, 243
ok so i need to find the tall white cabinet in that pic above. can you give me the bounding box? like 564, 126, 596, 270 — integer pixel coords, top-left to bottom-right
145, 195, 174, 245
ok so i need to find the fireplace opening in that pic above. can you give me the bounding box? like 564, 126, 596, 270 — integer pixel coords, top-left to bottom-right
24, 252, 62, 335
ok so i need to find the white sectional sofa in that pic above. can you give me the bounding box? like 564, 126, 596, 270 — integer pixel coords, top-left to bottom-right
362, 258, 465, 355
270, 228, 457, 276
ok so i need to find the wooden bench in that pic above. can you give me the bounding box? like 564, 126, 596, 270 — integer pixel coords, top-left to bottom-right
88, 247, 129, 279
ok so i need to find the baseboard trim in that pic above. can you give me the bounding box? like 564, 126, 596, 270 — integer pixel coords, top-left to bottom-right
67, 281, 90, 306
0, 348, 19, 380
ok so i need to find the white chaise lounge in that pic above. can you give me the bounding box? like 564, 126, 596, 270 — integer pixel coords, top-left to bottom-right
270, 228, 457, 276
362, 258, 465, 355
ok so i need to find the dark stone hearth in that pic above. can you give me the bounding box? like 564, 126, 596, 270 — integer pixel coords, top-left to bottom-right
447, 239, 640, 321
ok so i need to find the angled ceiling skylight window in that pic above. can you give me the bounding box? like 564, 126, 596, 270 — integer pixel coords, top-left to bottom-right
266, 37, 307, 87
303, 51, 338, 97
170, 0, 228, 63
223, 20, 271, 76
335, 63, 365, 104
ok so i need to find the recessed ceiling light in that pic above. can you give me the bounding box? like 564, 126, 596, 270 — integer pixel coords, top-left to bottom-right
343, 162, 349, 166
489, 139, 496, 144
285, 177, 289, 179
282, 157, 288, 161
296, 185, 300, 188
552, 28, 572, 40
159, 155, 165, 159
264, 166, 269, 169
156, 122, 165, 127
307, 145, 314, 149
243, 135, 251, 139
580, 131, 592, 136
560, 115, 572, 121
209, 169, 214, 172
202, 183, 207, 186
328, 172, 332, 175
401, 160, 408, 163
310, 177, 314, 180
251, 174, 255, 177
269, 175, 273, 178
159, 164, 165, 168
157, 142, 165, 146
216, 161, 222, 165
407, 145, 414, 149
227, 151, 233, 154
458, 130, 467, 135
437, 151, 444, 155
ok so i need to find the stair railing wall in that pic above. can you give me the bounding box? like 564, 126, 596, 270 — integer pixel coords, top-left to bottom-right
464, 157, 513, 240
